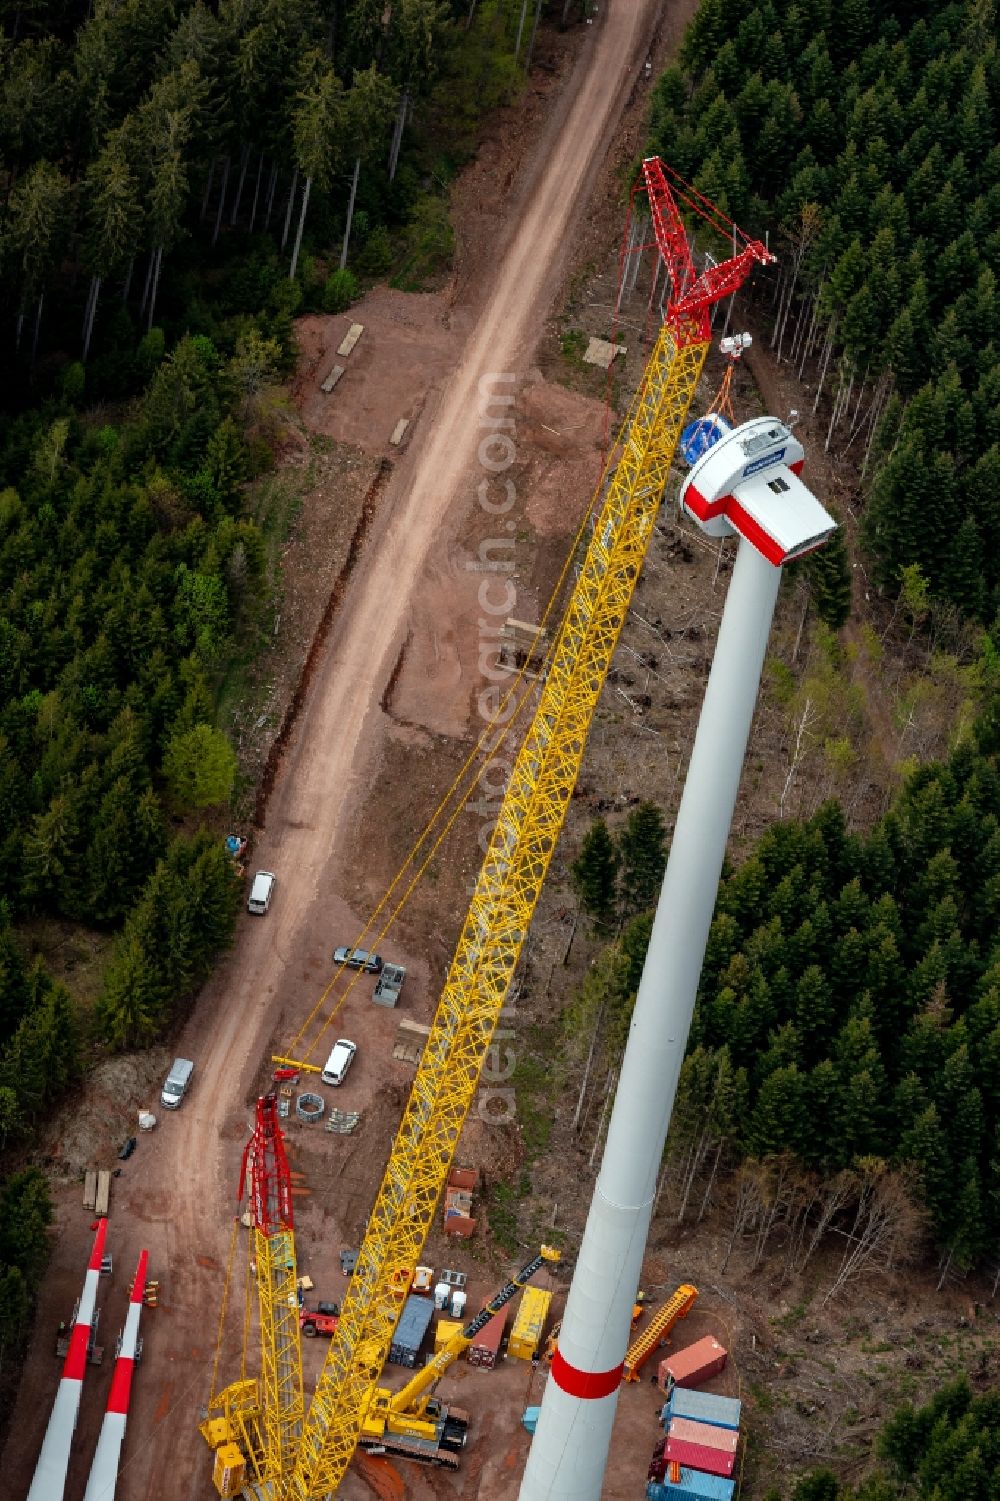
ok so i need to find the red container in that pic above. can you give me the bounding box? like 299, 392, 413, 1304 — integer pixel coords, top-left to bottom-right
661, 1335, 727, 1389
468, 1306, 506, 1368
449, 1167, 479, 1191
664, 1436, 735, 1478
668, 1416, 738, 1454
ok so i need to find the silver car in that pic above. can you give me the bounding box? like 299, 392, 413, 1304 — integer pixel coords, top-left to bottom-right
332, 946, 383, 973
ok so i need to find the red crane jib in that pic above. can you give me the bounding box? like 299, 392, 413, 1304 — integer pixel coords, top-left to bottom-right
641, 157, 774, 345
238, 1093, 295, 1237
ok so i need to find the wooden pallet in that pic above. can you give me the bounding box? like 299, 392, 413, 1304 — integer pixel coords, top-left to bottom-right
83, 1170, 97, 1211
94, 1170, 111, 1218
337, 322, 364, 358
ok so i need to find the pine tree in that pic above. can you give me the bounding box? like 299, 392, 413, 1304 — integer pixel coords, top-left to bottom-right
181, 835, 240, 974
746, 1064, 807, 1157
794, 964, 835, 1059
803, 516, 852, 629
0, 1264, 30, 1352
617, 802, 667, 918
620, 910, 653, 992
96, 924, 170, 1048
898, 1101, 952, 1228
163, 723, 237, 809
0, 924, 33, 1045
0, 1168, 52, 1282
571, 819, 618, 929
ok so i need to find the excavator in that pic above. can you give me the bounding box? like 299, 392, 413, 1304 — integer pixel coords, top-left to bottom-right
358, 1246, 560, 1468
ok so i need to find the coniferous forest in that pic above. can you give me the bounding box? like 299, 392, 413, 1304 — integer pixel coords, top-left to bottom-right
649, 0, 1000, 622
570, 707, 1000, 1272
791, 1379, 1000, 1500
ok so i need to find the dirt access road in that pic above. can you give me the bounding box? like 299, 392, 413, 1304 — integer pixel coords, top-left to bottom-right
2, 2, 668, 1498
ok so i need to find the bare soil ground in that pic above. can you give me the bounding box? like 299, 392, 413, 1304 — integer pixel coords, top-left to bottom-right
292, 291, 457, 460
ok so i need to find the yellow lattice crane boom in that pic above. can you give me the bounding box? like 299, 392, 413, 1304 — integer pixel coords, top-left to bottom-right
277, 160, 773, 1500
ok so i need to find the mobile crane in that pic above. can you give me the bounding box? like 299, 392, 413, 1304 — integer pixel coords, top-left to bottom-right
200, 160, 773, 1499
357, 1246, 560, 1467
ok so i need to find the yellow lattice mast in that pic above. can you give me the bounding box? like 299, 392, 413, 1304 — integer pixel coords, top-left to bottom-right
278, 161, 773, 1501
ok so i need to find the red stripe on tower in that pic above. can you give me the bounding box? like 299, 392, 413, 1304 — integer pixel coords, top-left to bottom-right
550, 1350, 623, 1400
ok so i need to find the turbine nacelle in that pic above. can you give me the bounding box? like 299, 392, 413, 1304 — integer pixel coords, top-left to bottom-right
678, 415, 836, 565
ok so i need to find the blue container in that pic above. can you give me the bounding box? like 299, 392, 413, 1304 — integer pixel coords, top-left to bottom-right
647, 1468, 735, 1501
679, 413, 732, 467
522, 1405, 541, 1434
663, 1388, 741, 1431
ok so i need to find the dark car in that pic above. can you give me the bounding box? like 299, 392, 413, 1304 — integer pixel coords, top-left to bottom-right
118, 1136, 137, 1160
332, 946, 383, 974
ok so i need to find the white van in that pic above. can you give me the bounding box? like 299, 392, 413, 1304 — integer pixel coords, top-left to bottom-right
161, 1058, 194, 1109
247, 870, 276, 915
321, 1039, 357, 1087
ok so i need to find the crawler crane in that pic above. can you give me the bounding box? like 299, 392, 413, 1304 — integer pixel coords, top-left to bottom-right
201, 1094, 304, 1496
201, 160, 773, 1499
357, 1246, 559, 1466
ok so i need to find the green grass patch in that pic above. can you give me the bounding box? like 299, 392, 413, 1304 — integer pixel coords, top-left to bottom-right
485, 1181, 521, 1256
559, 328, 588, 365
748, 1381, 776, 1414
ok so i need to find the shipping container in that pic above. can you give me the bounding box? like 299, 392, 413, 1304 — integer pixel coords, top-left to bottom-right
661, 1335, 727, 1389
665, 1436, 735, 1478
389, 1294, 435, 1368
668, 1417, 738, 1455
443, 1167, 479, 1238
522, 1406, 541, 1434
646, 1466, 735, 1501
449, 1167, 479, 1191
509, 1286, 552, 1360
468, 1306, 506, 1368
434, 1318, 463, 1354
663, 1387, 741, 1431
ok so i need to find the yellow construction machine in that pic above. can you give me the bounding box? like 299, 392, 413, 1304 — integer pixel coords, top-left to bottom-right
358, 1246, 560, 1468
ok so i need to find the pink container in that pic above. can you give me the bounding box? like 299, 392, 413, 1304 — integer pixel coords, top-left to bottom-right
668, 1416, 738, 1454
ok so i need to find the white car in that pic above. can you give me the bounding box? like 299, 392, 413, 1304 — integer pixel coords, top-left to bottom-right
321, 1039, 357, 1087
